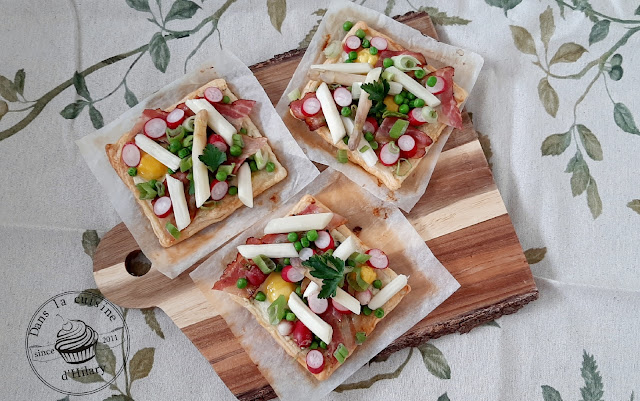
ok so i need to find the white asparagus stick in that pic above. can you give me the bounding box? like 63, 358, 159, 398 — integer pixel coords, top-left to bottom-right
304, 273, 361, 315
237, 162, 253, 208
315, 82, 346, 144
308, 70, 365, 86
368, 275, 408, 310
185, 98, 237, 146
237, 243, 299, 259
341, 116, 377, 167
264, 213, 334, 234
288, 294, 333, 344
348, 67, 382, 151
310, 63, 372, 74
134, 134, 181, 171
333, 236, 357, 261
192, 110, 210, 208
385, 66, 441, 107
165, 174, 191, 231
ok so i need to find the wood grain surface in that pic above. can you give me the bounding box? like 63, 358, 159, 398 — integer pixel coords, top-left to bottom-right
92, 12, 538, 400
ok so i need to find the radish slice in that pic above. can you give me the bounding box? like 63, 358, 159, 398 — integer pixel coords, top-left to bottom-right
306, 350, 325, 374
302, 97, 321, 117
166, 108, 185, 129
277, 320, 294, 336
426, 76, 446, 95
143, 118, 167, 139
210, 180, 228, 201
121, 143, 141, 167
370, 37, 388, 50
408, 107, 427, 126
299, 247, 315, 261
208, 134, 228, 153
314, 230, 334, 251
333, 87, 353, 107
366, 248, 389, 269
282, 265, 305, 283
363, 117, 377, 134
344, 35, 361, 51
204, 87, 223, 103
355, 289, 372, 305
332, 298, 352, 314
398, 134, 416, 152
379, 142, 400, 166
307, 292, 328, 314
153, 196, 172, 218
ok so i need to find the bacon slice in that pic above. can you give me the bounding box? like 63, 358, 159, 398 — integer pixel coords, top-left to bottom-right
298, 203, 347, 230
319, 303, 357, 362
374, 50, 427, 68
228, 136, 268, 173
423, 67, 462, 129
212, 99, 256, 129
289, 92, 328, 131
213, 236, 270, 297
375, 117, 433, 159
142, 108, 169, 120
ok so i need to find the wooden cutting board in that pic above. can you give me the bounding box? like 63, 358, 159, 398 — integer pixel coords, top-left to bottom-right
92, 12, 538, 401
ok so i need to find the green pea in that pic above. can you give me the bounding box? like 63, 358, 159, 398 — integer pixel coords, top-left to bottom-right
364, 132, 374, 142
255, 291, 266, 301
228, 186, 238, 195
222, 95, 231, 104
426, 76, 438, 87
236, 278, 248, 289
266, 162, 275, 172
369, 46, 378, 55
344, 59, 354, 63
369, 141, 378, 150
373, 279, 382, 289
362, 306, 372, 316
343, 21, 353, 31
300, 237, 310, 248
348, 51, 358, 61
414, 69, 426, 79
230, 145, 242, 156
275, 264, 284, 272
310, 341, 319, 350
127, 167, 137, 176
178, 148, 190, 159
343, 136, 349, 145
249, 160, 258, 172
394, 94, 404, 105
403, 97, 410, 105
407, 92, 416, 100
362, 39, 370, 48
374, 308, 385, 318
295, 286, 302, 297
399, 104, 410, 114
287, 232, 299, 242
216, 171, 228, 181
306, 230, 318, 241
285, 312, 296, 321
167, 168, 175, 174
169, 141, 182, 154
341, 106, 352, 117
240, 127, 247, 134
283, 258, 291, 265
320, 341, 328, 349
347, 259, 356, 267
383, 58, 394, 68
294, 241, 303, 252
413, 98, 425, 108
355, 29, 366, 39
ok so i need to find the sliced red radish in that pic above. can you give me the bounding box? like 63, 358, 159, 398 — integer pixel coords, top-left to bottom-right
366, 248, 389, 269
333, 87, 353, 107
281, 265, 305, 283
344, 35, 361, 52
408, 107, 427, 126
204, 87, 223, 103
277, 320, 294, 336
121, 143, 141, 167
379, 142, 400, 166
210, 180, 228, 201
399, 135, 418, 159
363, 116, 379, 135
332, 298, 352, 314
306, 350, 325, 374
299, 247, 315, 261
314, 230, 334, 251
152, 196, 172, 218
370, 37, 388, 50
307, 292, 328, 314
143, 118, 167, 139
355, 289, 372, 305
208, 134, 228, 153
292, 320, 313, 348
426, 76, 446, 95
166, 108, 186, 129
302, 97, 321, 117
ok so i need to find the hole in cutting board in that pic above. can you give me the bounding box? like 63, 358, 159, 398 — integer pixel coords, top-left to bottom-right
124, 250, 151, 276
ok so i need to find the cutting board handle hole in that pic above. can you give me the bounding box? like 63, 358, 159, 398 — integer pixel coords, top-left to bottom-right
125, 250, 152, 277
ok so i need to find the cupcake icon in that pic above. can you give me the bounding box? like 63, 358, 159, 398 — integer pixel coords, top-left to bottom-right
54, 319, 99, 364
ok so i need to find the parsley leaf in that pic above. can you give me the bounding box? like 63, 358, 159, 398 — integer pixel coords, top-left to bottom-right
302, 254, 345, 299
199, 144, 227, 172
361, 78, 390, 103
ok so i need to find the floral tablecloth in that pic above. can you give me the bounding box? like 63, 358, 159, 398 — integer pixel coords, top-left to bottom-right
2, 0, 638, 400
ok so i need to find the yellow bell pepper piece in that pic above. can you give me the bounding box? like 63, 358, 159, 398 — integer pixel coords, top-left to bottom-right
265, 272, 297, 302
356, 49, 379, 66
360, 265, 377, 284
137, 152, 167, 181
383, 95, 399, 112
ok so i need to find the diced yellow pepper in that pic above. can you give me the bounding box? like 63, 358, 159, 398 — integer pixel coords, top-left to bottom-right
137, 152, 167, 180
356, 49, 379, 66
383, 95, 399, 112
360, 265, 377, 284
265, 272, 297, 302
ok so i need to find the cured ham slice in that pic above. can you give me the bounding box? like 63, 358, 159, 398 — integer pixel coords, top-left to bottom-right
228, 136, 268, 173
375, 117, 433, 158
423, 67, 462, 130
212, 99, 256, 129
298, 203, 347, 230
289, 92, 328, 131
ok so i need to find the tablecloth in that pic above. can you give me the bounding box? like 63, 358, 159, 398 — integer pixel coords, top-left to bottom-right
1, 0, 638, 400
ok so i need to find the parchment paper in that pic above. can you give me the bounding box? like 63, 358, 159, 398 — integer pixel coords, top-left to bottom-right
76, 46, 319, 279
190, 168, 460, 401
275, 0, 484, 212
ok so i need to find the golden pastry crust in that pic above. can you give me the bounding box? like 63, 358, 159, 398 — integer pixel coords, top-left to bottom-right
227, 195, 410, 380
292, 21, 467, 191
106, 79, 287, 247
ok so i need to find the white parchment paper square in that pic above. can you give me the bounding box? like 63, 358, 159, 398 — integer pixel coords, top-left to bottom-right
190, 168, 460, 401
275, 0, 484, 212
76, 47, 319, 279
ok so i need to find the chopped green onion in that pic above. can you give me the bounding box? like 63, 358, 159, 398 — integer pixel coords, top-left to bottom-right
359, 145, 370, 153
287, 88, 301, 102
355, 332, 367, 344
236, 278, 248, 289
426, 76, 438, 87
382, 110, 409, 119
167, 125, 186, 138
337, 149, 348, 163
310, 341, 319, 350
362, 306, 372, 315
391, 55, 422, 71
334, 343, 349, 363
364, 132, 374, 142
355, 29, 366, 39
354, 253, 371, 264
346, 258, 356, 268
178, 148, 190, 159
182, 134, 193, 148
421, 106, 438, 124
217, 164, 234, 177
255, 291, 266, 302
395, 158, 413, 176
342, 136, 349, 145
240, 127, 247, 134
267, 295, 287, 325
249, 160, 258, 172
343, 21, 353, 31
383, 58, 394, 68
252, 255, 276, 274
179, 156, 192, 172
265, 162, 275, 172
165, 223, 180, 239
136, 182, 157, 200
232, 133, 245, 148
344, 59, 353, 63
389, 141, 400, 154
155, 181, 166, 197
414, 69, 426, 79
373, 279, 383, 289
324, 40, 342, 59
320, 341, 327, 349
306, 230, 318, 241
127, 167, 137, 176
182, 116, 195, 132
389, 119, 409, 139
381, 70, 394, 81
222, 95, 231, 104
295, 285, 302, 297
374, 308, 385, 318
167, 168, 175, 174
350, 104, 358, 115
369, 140, 379, 150
228, 186, 238, 195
